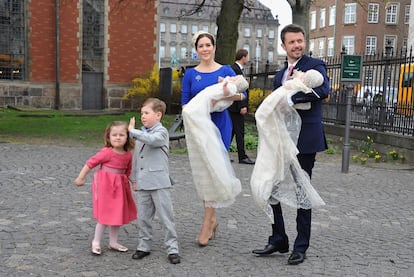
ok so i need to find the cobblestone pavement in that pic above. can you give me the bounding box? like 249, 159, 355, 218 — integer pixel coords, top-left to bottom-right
1, 143, 414, 277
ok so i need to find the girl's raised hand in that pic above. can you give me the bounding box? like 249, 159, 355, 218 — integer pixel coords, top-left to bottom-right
74, 177, 85, 187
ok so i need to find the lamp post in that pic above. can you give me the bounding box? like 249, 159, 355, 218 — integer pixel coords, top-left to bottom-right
378, 40, 393, 131
255, 40, 260, 73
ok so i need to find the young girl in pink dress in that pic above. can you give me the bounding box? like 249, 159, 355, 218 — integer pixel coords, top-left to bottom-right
74, 121, 137, 255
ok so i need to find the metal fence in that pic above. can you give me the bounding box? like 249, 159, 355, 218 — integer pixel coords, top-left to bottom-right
246, 46, 414, 137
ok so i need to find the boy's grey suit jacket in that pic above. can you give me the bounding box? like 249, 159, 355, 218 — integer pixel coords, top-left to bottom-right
129, 122, 171, 190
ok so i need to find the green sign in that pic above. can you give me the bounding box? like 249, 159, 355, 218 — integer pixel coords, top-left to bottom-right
341, 55, 362, 82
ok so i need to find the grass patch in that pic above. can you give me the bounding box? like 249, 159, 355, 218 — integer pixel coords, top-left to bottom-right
0, 108, 178, 147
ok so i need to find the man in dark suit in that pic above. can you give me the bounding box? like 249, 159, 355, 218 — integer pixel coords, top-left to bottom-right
252, 24, 329, 265
228, 49, 255, 164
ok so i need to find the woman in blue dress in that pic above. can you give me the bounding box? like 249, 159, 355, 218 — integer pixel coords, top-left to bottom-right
181, 31, 247, 247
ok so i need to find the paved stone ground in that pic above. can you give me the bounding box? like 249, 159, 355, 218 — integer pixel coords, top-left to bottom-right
1, 143, 414, 277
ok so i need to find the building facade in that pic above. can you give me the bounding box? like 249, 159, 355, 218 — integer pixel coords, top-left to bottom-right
0, 0, 156, 110
158, 0, 281, 73
309, 0, 411, 57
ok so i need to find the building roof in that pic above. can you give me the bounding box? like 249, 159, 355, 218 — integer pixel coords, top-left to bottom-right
160, 0, 276, 23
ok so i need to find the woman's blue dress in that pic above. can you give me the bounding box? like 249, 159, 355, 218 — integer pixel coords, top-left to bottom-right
181, 65, 236, 150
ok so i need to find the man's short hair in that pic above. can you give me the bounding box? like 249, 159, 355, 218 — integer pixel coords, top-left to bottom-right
235, 49, 248, 61
280, 24, 305, 44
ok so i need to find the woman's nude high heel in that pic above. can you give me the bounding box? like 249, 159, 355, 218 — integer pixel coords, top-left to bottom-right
210, 219, 219, 240
197, 223, 211, 247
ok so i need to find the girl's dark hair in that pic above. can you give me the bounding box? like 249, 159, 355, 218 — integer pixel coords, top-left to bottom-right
103, 121, 135, 151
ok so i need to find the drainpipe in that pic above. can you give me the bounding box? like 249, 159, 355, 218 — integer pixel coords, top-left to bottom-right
55, 0, 60, 109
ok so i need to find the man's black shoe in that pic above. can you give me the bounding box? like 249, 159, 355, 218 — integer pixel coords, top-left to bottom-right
168, 253, 181, 264
287, 251, 306, 265
132, 250, 150, 260
239, 157, 255, 164
252, 244, 289, 255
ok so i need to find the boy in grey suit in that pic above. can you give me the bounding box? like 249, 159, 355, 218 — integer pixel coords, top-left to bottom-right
128, 98, 180, 264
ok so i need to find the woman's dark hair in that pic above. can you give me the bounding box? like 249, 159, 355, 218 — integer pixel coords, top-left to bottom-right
194, 32, 215, 48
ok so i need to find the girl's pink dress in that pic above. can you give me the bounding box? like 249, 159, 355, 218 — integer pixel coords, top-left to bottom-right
86, 147, 137, 226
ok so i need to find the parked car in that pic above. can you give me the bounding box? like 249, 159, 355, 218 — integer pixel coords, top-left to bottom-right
356, 86, 398, 104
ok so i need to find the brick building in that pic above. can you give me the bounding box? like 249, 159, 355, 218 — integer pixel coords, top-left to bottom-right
0, 0, 156, 110
309, 0, 411, 57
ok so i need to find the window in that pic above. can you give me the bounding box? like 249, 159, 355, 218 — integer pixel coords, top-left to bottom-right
367, 3, 379, 23
180, 47, 187, 59
402, 38, 408, 53
404, 5, 410, 24
320, 8, 326, 28
243, 44, 250, 54
309, 40, 315, 54
329, 6, 336, 26
243, 27, 251, 37
342, 36, 355, 54
384, 35, 397, 51
327, 37, 334, 57
163, 7, 170, 15
181, 33, 187, 41
0, 0, 26, 80
365, 36, 377, 55
202, 25, 208, 32
257, 29, 262, 38
191, 25, 198, 35
170, 33, 177, 41
318, 38, 325, 57
344, 3, 356, 24
268, 51, 274, 62
365, 69, 373, 86
170, 23, 177, 33
160, 46, 165, 58
310, 11, 316, 30
268, 30, 275, 39
170, 46, 176, 56
83, 0, 105, 72
180, 24, 187, 34
160, 23, 166, 33
385, 3, 398, 24
255, 42, 261, 61
160, 33, 165, 40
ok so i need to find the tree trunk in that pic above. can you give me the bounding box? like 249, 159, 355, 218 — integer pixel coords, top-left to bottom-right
215, 0, 244, 65
288, 0, 311, 50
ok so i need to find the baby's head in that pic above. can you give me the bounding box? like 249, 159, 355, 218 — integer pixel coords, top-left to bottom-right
219, 75, 249, 93
292, 69, 324, 88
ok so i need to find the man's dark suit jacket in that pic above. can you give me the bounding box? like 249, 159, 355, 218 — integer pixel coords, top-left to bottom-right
273, 55, 330, 154
228, 63, 248, 113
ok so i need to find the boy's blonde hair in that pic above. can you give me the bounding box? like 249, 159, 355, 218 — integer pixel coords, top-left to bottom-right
141, 98, 166, 117
103, 121, 135, 151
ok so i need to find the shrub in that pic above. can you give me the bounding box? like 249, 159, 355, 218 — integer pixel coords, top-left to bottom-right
248, 88, 272, 113
123, 64, 183, 107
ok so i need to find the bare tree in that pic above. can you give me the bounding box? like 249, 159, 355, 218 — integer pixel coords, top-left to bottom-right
288, 0, 311, 32
178, 0, 313, 64
214, 0, 244, 64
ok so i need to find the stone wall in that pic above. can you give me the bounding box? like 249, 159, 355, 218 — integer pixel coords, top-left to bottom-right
0, 81, 143, 111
